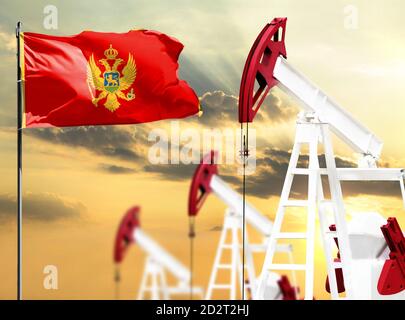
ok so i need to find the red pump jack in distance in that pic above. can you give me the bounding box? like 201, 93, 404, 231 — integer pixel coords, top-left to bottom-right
189, 151, 299, 300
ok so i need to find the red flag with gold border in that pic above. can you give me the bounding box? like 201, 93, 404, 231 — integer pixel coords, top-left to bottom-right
20, 30, 199, 128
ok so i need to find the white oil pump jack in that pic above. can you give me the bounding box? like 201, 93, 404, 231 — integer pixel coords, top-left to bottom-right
114, 206, 203, 299
238, 17, 405, 300
188, 151, 299, 300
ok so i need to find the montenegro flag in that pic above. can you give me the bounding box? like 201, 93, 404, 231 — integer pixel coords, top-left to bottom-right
20, 30, 200, 128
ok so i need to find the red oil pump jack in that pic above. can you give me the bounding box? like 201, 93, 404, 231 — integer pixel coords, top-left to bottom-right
188, 151, 298, 300
237, 17, 405, 299
114, 206, 203, 299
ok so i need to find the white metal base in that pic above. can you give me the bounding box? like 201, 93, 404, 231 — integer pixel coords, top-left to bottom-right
137, 256, 204, 300
137, 256, 169, 300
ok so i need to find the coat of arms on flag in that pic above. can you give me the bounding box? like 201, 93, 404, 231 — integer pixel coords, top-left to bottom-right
87, 44, 136, 112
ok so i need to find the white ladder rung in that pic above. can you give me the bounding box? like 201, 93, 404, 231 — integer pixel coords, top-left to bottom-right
276, 244, 293, 252
283, 200, 308, 207
217, 264, 232, 269
267, 263, 307, 271
221, 244, 233, 249
143, 287, 163, 291
274, 232, 307, 239
291, 168, 311, 175
320, 200, 333, 205
211, 284, 231, 289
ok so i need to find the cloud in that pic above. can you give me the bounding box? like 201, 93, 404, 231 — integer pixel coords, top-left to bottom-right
340, 181, 403, 198
144, 163, 197, 181
22, 89, 296, 179
98, 163, 135, 174
198, 90, 239, 126
26, 126, 141, 161
198, 90, 297, 127
210, 225, 222, 232
0, 29, 15, 54
0, 192, 86, 222
260, 91, 297, 123
19, 89, 398, 202
136, 90, 297, 181
140, 144, 394, 202
225, 147, 402, 200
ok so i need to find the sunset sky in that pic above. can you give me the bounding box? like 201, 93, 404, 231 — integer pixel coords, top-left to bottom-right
1, 0, 405, 300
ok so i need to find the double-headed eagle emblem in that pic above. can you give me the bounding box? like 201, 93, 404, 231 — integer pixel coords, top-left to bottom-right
87, 44, 136, 112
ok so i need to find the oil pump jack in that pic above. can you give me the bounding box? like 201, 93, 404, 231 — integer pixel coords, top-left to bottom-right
114, 206, 203, 299
188, 151, 299, 300
238, 17, 405, 299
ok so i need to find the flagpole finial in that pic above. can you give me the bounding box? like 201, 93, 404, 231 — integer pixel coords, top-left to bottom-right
16, 21, 22, 38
